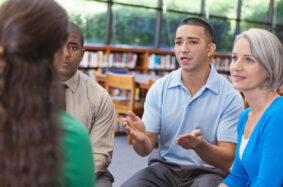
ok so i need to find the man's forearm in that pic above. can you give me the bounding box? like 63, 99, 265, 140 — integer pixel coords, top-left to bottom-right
132, 135, 155, 157
193, 140, 236, 170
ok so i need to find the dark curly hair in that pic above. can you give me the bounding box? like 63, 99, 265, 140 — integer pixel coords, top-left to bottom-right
0, 0, 68, 186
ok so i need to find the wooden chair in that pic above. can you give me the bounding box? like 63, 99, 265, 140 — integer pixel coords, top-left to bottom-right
105, 73, 144, 144
149, 79, 156, 88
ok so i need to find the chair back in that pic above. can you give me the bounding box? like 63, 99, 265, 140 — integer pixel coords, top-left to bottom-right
105, 73, 136, 110
149, 79, 156, 88
106, 73, 144, 143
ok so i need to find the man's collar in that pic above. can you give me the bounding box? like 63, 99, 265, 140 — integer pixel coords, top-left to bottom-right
168, 68, 183, 88
63, 71, 79, 92
168, 65, 220, 94
205, 65, 220, 95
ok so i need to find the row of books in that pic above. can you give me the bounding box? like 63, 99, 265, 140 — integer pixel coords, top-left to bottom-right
147, 70, 170, 76
219, 73, 232, 81
212, 57, 231, 71
80, 66, 232, 84
80, 69, 96, 80
148, 54, 177, 70
80, 51, 138, 68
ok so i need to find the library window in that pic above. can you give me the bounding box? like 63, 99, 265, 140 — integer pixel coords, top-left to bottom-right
206, 0, 238, 19
163, 0, 201, 14
274, 0, 283, 25
112, 0, 158, 8
160, 12, 198, 49
241, 0, 270, 22
1, 0, 281, 51
57, 0, 107, 44
240, 22, 267, 33
273, 28, 283, 43
207, 18, 236, 52
111, 5, 157, 47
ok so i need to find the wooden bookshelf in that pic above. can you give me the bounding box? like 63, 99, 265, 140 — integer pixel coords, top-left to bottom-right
80, 45, 231, 78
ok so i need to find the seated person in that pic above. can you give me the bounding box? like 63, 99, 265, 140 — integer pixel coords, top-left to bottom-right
121, 17, 244, 187
54, 22, 115, 187
0, 0, 95, 186
220, 29, 283, 186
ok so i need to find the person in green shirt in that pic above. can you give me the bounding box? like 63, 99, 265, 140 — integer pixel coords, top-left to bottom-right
0, 0, 95, 186
60, 112, 96, 187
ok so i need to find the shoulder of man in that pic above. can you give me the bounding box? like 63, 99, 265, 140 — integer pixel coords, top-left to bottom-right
78, 70, 108, 95
60, 111, 89, 137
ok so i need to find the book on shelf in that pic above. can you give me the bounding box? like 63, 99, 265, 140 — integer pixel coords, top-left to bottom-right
80, 50, 138, 69
212, 56, 231, 72
148, 70, 170, 76
219, 73, 231, 81
112, 52, 137, 68
148, 54, 177, 70
80, 51, 90, 67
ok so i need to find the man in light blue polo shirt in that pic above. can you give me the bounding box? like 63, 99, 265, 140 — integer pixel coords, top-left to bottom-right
122, 17, 244, 187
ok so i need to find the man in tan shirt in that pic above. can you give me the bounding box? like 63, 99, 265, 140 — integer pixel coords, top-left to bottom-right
54, 22, 115, 187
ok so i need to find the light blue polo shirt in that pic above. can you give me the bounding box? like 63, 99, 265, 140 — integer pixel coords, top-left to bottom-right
142, 65, 244, 167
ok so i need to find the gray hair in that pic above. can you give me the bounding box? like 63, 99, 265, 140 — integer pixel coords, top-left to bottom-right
234, 28, 283, 90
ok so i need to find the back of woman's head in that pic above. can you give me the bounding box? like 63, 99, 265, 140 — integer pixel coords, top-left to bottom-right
0, 0, 68, 60
235, 28, 283, 90
0, 0, 68, 186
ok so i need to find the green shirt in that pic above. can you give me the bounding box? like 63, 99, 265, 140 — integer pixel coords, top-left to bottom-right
60, 112, 96, 187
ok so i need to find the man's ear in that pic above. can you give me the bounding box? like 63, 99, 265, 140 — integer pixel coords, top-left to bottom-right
207, 43, 216, 57
80, 49, 84, 60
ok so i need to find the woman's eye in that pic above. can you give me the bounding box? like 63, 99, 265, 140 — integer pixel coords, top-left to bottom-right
247, 58, 254, 63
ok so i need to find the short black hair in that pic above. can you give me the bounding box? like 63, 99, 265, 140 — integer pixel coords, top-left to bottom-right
178, 17, 214, 43
68, 22, 84, 48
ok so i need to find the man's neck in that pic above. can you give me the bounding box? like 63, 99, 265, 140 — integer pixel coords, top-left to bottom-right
58, 72, 76, 83
181, 65, 210, 97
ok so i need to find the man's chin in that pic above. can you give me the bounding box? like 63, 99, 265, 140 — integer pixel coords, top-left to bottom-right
57, 70, 74, 78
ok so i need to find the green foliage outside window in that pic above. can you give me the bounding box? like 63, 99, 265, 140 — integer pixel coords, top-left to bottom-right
70, 13, 107, 44
206, 0, 238, 18
274, 0, 283, 25
57, 0, 107, 44
205, 0, 238, 51
113, 0, 158, 8
111, 6, 156, 47
241, 0, 270, 22
160, 12, 194, 49
208, 19, 235, 52
3, 0, 278, 51
163, 0, 201, 13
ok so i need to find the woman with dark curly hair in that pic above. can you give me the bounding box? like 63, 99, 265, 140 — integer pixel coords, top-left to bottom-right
0, 0, 95, 186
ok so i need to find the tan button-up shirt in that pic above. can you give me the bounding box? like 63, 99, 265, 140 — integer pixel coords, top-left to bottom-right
64, 70, 115, 174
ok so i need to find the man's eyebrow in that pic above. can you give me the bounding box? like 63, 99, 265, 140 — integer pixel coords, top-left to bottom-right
68, 42, 79, 46
175, 36, 200, 40
186, 36, 200, 40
